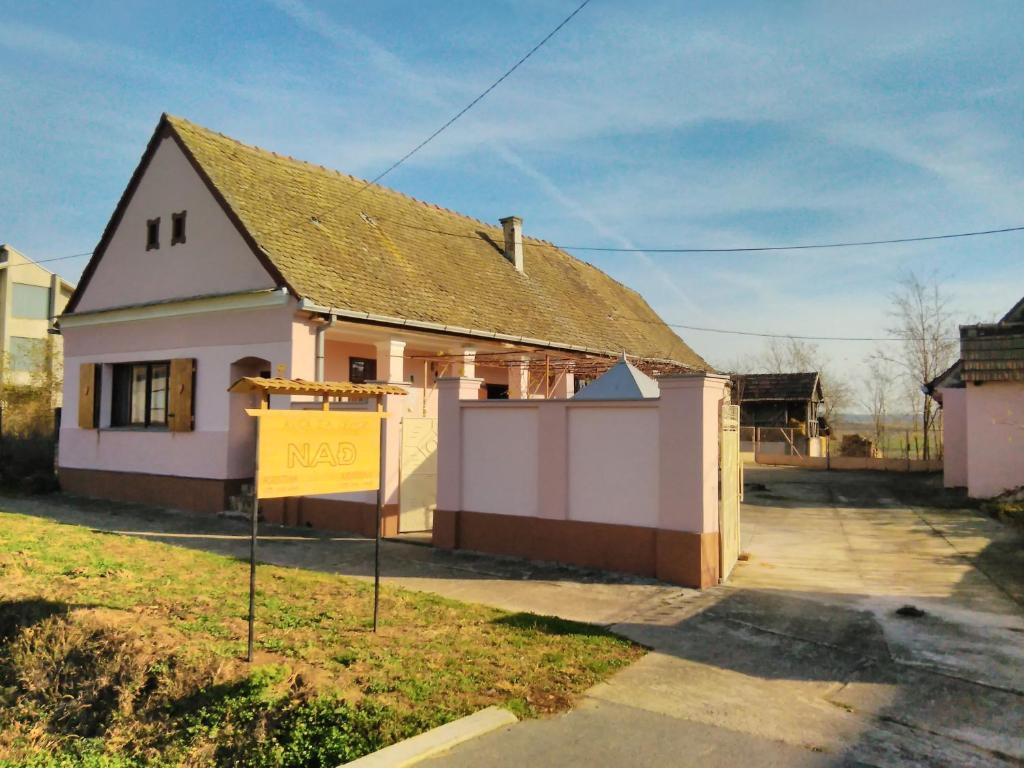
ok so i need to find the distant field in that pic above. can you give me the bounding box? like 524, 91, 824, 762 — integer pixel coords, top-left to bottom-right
831, 415, 942, 459
0, 512, 641, 767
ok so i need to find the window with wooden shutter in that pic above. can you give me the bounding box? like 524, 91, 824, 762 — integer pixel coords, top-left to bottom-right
78, 363, 99, 429
168, 358, 196, 432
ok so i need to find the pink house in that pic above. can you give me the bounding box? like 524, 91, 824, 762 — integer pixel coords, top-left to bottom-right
929, 295, 1024, 498
58, 114, 708, 537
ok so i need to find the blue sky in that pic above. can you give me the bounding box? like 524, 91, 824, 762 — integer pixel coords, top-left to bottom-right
2, 0, 1022, 391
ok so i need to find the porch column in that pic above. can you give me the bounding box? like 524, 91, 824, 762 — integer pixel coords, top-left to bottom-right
656, 373, 731, 587
374, 338, 407, 536
434, 377, 485, 548
550, 369, 575, 399
458, 347, 476, 379
508, 356, 531, 400
375, 339, 407, 384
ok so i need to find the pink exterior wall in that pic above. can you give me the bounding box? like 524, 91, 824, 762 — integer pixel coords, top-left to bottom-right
568, 406, 659, 527
463, 406, 539, 516
438, 374, 729, 533
658, 376, 725, 532
75, 136, 276, 313
941, 387, 968, 489
965, 382, 1024, 498
60, 302, 296, 481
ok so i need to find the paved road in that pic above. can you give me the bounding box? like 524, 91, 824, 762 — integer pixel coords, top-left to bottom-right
4, 468, 1023, 766
421, 468, 1024, 767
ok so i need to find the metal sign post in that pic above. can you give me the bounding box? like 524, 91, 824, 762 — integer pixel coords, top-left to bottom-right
228, 377, 405, 662
247, 392, 267, 663
373, 395, 384, 632
247, 494, 258, 662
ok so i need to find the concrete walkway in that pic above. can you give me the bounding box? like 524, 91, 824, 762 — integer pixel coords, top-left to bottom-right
4, 467, 1023, 766
421, 468, 1024, 767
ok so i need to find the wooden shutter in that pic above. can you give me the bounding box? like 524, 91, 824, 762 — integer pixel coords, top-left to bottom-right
78, 363, 98, 429
168, 358, 196, 432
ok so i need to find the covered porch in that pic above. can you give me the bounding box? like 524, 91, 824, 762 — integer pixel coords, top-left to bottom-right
264, 317, 694, 538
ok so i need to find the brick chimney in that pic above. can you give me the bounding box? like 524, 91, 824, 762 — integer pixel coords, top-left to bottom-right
499, 216, 524, 273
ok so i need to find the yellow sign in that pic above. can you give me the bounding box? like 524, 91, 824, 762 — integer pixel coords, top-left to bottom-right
247, 409, 382, 499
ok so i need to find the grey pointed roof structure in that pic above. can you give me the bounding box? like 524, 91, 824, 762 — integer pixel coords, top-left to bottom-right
573, 354, 660, 400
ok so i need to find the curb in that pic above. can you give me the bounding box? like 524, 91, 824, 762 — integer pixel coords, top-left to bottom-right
342, 706, 518, 767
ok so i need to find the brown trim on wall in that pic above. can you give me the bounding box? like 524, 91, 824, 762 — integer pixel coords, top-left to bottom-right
260, 497, 399, 538
433, 509, 720, 589
59, 467, 401, 538
59, 467, 245, 515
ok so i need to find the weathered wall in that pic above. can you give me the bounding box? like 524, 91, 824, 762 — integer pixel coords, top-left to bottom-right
965, 382, 1024, 498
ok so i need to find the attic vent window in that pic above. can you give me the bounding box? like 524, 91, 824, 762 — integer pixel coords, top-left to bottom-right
171, 211, 187, 245
146, 218, 160, 251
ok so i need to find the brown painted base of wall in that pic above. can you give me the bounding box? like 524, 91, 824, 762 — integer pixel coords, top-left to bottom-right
59, 467, 401, 537
260, 497, 399, 538
433, 509, 720, 589
59, 467, 245, 515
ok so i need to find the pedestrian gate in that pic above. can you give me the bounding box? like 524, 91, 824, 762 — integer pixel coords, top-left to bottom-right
399, 417, 438, 532
719, 403, 742, 581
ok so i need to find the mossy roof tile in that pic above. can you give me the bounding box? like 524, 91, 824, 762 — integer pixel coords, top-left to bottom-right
166, 115, 707, 368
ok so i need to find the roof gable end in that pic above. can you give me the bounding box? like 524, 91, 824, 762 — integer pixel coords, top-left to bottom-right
66, 115, 286, 315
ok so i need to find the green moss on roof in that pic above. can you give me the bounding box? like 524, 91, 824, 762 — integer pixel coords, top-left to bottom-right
167, 115, 708, 368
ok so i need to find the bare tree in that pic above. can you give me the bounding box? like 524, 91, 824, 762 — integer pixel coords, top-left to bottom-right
747, 337, 851, 423
859, 357, 894, 454
874, 272, 958, 460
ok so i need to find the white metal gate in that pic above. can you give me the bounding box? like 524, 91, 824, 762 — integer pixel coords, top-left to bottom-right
399, 417, 437, 532
719, 403, 742, 581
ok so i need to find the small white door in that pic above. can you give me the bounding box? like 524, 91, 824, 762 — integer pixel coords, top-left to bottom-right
719, 404, 742, 581
400, 417, 437, 532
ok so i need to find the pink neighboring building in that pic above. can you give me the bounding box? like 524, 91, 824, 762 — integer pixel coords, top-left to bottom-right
58, 114, 708, 537
929, 296, 1024, 498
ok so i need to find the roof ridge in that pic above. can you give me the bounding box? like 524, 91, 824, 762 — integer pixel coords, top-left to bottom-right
154, 114, 707, 369
165, 113, 557, 242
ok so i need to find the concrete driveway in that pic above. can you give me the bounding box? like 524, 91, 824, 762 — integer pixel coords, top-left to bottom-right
421, 467, 1024, 767
4, 467, 1023, 766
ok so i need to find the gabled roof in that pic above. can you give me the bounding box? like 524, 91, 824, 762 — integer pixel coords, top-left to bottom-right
925, 359, 963, 396
68, 115, 707, 369
1000, 294, 1024, 324
731, 372, 821, 403
960, 324, 1024, 383
949, 293, 1024, 385
573, 355, 660, 400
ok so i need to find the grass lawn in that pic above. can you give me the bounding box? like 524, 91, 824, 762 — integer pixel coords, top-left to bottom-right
0, 511, 642, 767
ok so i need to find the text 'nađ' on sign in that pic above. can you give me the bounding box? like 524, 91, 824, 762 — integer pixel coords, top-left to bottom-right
245, 409, 384, 498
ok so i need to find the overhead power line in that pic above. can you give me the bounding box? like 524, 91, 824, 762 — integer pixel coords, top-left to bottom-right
655, 320, 956, 343
262, 0, 592, 243
605, 311, 956, 343
19, 217, 1024, 272
351, 0, 592, 196
370, 216, 1024, 254
1, 251, 93, 269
